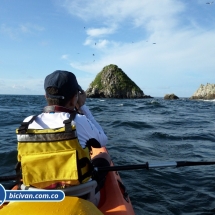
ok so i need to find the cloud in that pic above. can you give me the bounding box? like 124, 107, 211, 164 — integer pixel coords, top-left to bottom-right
0, 80, 5, 86
27, 76, 34, 79
39, 40, 49, 46
84, 38, 111, 49
70, 27, 215, 87
61, 54, 69, 60
60, 0, 215, 96
0, 78, 44, 95
61, 0, 186, 50
63, 0, 215, 73
96, 40, 110, 49
20, 25, 29, 33
86, 25, 117, 37
12, 85, 27, 90
83, 25, 117, 48
83, 39, 92, 46
0, 24, 18, 39
19, 23, 45, 33
61, 0, 184, 29
0, 23, 44, 39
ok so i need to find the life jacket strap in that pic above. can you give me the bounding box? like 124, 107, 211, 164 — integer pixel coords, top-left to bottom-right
17, 115, 38, 134
43, 105, 77, 132
63, 111, 77, 132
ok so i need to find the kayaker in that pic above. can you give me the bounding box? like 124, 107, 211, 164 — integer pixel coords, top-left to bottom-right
16, 70, 110, 194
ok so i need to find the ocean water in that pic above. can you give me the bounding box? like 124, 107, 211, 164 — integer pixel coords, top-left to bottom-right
0, 95, 215, 215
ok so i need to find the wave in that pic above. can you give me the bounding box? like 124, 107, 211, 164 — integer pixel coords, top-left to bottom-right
1, 95, 215, 215
111, 120, 154, 129
203, 99, 215, 102
149, 131, 215, 142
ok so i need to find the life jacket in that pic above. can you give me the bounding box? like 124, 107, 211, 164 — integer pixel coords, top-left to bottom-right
16, 107, 93, 188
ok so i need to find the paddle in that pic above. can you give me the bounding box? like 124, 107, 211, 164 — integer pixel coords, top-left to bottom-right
0, 174, 18, 182
1, 161, 215, 181
95, 161, 215, 171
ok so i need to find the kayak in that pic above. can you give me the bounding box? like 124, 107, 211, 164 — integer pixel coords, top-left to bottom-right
92, 147, 135, 214
0, 147, 135, 215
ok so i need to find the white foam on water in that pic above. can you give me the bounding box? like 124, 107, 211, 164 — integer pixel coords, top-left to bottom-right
203, 99, 215, 102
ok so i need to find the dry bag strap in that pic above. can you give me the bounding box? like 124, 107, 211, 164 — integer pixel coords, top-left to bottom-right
17, 115, 38, 134
78, 157, 94, 183
15, 161, 22, 189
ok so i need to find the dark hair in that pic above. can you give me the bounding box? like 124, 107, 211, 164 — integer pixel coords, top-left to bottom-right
46, 87, 77, 106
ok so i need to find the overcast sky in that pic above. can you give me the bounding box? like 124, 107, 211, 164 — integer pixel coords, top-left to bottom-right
0, 0, 215, 97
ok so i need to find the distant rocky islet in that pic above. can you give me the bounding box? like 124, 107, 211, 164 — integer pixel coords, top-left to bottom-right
189, 83, 215, 100
164, 84, 215, 100
85, 64, 214, 100
164, 94, 179, 100
86, 64, 152, 99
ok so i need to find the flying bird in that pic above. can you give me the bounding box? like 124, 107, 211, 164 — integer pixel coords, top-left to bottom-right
206, 1, 213, 4
153, 43, 156, 44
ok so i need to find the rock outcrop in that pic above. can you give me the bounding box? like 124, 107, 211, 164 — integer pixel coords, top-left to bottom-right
190, 83, 215, 100
164, 94, 179, 100
86, 64, 152, 99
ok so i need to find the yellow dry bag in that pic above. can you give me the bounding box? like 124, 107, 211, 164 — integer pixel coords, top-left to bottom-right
16, 111, 92, 188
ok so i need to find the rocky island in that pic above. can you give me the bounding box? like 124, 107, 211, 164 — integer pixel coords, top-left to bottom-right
190, 83, 215, 100
164, 94, 179, 100
86, 64, 152, 99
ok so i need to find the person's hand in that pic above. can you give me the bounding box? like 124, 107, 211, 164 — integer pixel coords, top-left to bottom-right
76, 90, 86, 110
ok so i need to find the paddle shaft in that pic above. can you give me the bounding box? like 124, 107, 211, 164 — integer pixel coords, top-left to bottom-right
1, 161, 215, 181
0, 174, 17, 181
95, 161, 215, 172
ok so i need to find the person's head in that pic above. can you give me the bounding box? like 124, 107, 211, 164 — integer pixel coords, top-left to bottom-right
44, 70, 79, 107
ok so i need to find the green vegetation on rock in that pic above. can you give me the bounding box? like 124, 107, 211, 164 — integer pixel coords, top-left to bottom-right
90, 71, 103, 90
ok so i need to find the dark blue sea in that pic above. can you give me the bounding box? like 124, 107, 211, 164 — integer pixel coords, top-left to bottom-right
0, 95, 215, 215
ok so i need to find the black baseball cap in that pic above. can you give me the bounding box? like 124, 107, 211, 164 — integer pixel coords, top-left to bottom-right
44, 70, 79, 99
